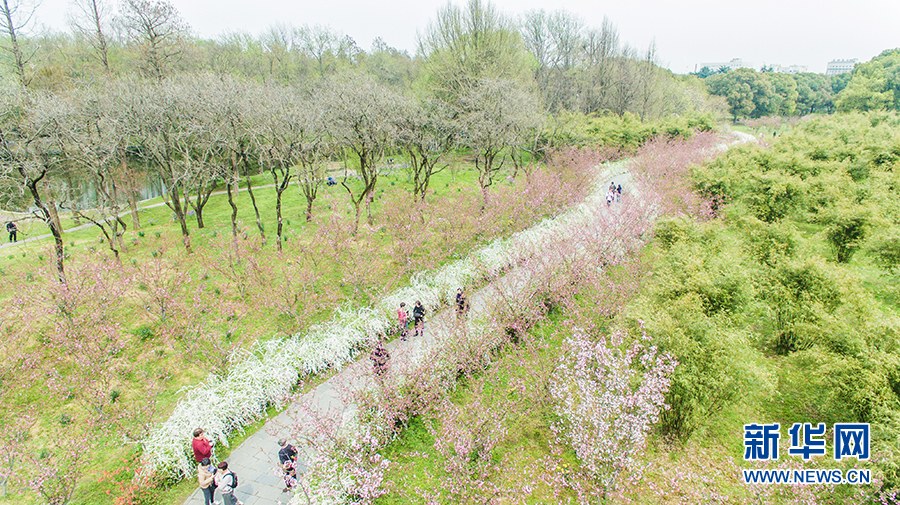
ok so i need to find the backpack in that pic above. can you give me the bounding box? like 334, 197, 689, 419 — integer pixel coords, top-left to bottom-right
227, 470, 238, 489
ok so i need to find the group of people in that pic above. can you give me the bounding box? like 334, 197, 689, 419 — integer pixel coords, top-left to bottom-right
193, 428, 304, 504
193, 291, 477, 502
606, 182, 623, 206
192, 428, 243, 505
370, 289, 471, 378
396, 299, 427, 341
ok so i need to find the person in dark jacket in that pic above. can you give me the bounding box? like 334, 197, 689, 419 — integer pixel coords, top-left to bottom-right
277, 438, 298, 465
413, 301, 426, 337
370, 338, 390, 379
455, 288, 469, 317
6, 221, 17, 243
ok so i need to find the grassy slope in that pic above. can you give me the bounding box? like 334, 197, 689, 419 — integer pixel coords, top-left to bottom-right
0, 158, 590, 505
374, 121, 899, 504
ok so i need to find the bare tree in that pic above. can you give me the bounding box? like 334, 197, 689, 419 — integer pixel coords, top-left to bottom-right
126, 79, 194, 250
214, 78, 265, 240
297, 24, 340, 77
0, 87, 68, 282
60, 85, 131, 258
636, 39, 666, 121
395, 96, 455, 201
68, 0, 113, 74
458, 79, 542, 207
0, 0, 39, 86
259, 23, 299, 82
256, 85, 321, 249
118, 0, 189, 80
418, 0, 529, 101
577, 17, 621, 114
318, 73, 400, 234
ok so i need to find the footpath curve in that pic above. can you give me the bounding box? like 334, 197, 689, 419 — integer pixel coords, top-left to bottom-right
181, 161, 635, 505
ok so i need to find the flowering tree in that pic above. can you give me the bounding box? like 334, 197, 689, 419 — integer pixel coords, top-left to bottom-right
550, 326, 677, 491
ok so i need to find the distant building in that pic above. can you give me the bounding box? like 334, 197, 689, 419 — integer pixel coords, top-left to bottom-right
826, 59, 858, 76
696, 58, 755, 73
768, 64, 809, 74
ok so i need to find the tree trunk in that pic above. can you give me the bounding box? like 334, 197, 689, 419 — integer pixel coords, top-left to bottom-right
244, 172, 265, 243
26, 176, 65, 283
41, 180, 64, 237
275, 189, 285, 252
352, 200, 362, 235
122, 158, 141, 230
365, 190, 374, 225
190, 183, 215, 229
2, 0, 27, 86
166, 181, 191, 252
226, 178, 239, 238
305, 198, 313, 222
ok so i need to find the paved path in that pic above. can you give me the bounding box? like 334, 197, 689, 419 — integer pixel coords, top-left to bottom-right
181, 163, 635, 505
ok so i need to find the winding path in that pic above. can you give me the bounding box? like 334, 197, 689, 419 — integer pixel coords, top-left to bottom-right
181, 162, 635, 505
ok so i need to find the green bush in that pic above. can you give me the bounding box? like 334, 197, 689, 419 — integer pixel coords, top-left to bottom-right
825, 207, 868, 263
869, 227, 900, 271
745, 172, 805, 222
653, 216, 697, 249
762, 258, 843, 354
631, 294, 760, 440
739, 217, 797, 267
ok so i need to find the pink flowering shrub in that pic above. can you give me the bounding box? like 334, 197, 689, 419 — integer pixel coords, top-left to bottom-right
549, 326, 677, 491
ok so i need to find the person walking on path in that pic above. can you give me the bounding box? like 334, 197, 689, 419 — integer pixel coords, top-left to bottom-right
370, 338, 390, 379
276, 438, 298, 492
413, 300, 426, 337
192, 428, 213, 463
6, 222, 16, 243
455, 288, 469, 317
616, 184, 622, 202
198, 457, 219, 505
277, 438, 298, 465
215, 461, 242, 505
397, 302, 409, 341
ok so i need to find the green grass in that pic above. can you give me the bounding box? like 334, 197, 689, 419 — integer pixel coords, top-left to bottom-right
0, 157, 590, 505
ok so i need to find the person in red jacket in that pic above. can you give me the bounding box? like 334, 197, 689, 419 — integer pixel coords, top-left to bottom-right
192, 428, 212, 462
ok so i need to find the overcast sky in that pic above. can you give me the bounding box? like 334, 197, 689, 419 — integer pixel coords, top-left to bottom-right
31, 0, 900, 74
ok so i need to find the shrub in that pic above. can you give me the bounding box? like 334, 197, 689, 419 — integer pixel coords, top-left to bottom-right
550, 327, 676, 488
740, 217, 797, 267
825, 207, 868, 263
869, 227, 900, 271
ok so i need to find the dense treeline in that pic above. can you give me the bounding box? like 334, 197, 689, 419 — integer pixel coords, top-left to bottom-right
698, 48, 900, 120
0, 0, 714, 120
629, 112, 900, 498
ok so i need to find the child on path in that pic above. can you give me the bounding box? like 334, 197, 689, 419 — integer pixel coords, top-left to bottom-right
398, 302, 409, 340
281, 461, 298, 492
